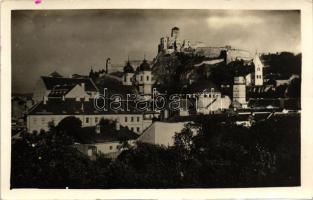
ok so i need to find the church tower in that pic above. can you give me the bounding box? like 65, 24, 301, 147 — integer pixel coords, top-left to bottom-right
122, 58, 135, 86
253, 54, 263, 86
136, 57, 153, 95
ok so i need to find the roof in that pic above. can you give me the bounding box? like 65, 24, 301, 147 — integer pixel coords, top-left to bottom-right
123, 61, 135, 73
137, 59, 151, 71
27, 98, 145, 115
78, 125, 139, 143
186, 78, 220, 93
109, 71, 124, 78
95, 75, 136, 96
49, 71, 63, 77
41, 76, 98, 92
48, 84, 76, 97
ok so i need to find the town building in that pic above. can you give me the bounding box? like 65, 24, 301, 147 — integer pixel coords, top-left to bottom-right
233, 76, 247, 108
73, 123, 139, 159
33, 72, 99, 103
26, 98, 158, 134
137, 121, 187, 146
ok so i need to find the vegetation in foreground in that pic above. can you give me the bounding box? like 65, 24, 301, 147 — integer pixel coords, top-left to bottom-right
11, 114, 300, 188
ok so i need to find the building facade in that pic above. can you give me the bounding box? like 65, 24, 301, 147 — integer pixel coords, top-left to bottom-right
26, 98, 158, 134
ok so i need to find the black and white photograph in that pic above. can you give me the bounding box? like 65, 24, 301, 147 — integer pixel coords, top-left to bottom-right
1, 0, 313, 198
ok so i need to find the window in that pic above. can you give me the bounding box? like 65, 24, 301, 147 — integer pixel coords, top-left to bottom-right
125, 116, 128, 122
95, 117, 98, 123
140, 76, 143, 81
146, 76, 149, 81
131, 127, 134, 131
131, 116, 134, 122
86, 117, 89, 123
109, 146, 113, 150
257, 67, 260, 71
124, 76, 127, 82
137, 116, 140, 122
137, 127, 140, 132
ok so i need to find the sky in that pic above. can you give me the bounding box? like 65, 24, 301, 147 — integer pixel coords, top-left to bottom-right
12, 9, 301, 93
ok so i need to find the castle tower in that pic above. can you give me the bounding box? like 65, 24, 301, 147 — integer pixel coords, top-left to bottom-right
171, 27, 180, 39
233, 76, 247, 108
253, 54, 263, 86
136, 57, 153, 95
122, 58, 135, 86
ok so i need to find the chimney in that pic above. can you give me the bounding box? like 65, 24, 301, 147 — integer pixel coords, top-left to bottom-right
43, 96, 48, 105
115, 121, 120, 131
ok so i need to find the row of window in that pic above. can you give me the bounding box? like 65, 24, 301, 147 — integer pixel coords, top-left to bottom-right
109, 144, 121, 150
85, 116, 142, 124
256, 75, 262, 79
203, 94, 220, 98
32, 116, 142, 125
124, 75, 150, 82
129, 127, 141, 132
124, 116, 140, 122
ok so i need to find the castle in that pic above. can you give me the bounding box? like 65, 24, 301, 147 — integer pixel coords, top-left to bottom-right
158, 27, 193, 54
158, 27, 253, 65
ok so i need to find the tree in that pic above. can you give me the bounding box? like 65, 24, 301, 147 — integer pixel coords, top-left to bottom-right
57, 116, 82, 144
286, 77, 301, 98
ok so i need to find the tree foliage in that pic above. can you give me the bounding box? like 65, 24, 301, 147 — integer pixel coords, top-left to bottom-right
11, 114, 300, 188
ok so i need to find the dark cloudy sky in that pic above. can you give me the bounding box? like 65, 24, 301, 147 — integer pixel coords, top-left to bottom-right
12, 9, 300, 93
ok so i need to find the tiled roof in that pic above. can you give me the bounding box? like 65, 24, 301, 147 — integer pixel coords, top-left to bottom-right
41, 76, 98, 92
27, 98, 144, 115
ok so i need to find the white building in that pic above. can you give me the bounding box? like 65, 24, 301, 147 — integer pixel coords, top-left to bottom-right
233, 76, 247, 108
253, 54, 264, 86
26, 98, 158, 134
197, 91, 232, 114
73, 124, 139, 159
137, 121, 186, 146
